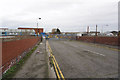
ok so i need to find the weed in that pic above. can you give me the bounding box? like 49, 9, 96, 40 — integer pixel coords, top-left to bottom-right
2, 46, 38, 79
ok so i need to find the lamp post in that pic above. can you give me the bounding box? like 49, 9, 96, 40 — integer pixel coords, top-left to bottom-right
37, 18, 41, 36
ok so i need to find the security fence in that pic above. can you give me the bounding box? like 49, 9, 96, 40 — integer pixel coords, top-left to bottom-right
48, 34, 77, 40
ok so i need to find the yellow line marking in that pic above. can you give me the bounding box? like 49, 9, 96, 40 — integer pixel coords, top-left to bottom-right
52, 57, 61, 79
52, 55, 65, 79
47, 41, 65, 80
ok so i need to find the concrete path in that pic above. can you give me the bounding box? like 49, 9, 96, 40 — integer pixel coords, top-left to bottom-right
14, 40, 49, 78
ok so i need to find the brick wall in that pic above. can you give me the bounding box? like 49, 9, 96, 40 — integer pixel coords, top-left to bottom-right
76, 36, 119, 46
2, 37, 40, 66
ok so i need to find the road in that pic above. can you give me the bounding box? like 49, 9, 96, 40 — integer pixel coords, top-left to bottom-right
49, 40, 118, 78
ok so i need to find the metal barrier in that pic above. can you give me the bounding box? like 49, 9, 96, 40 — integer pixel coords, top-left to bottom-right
47, 41, 65, 80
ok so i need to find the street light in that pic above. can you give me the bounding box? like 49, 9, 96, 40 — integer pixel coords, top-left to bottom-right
37, 18, 41, 36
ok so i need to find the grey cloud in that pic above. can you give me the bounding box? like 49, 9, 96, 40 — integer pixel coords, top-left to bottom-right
0, 0, 119, 32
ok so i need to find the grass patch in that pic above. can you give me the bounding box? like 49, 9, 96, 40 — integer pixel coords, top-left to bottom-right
2, 46, 38, 80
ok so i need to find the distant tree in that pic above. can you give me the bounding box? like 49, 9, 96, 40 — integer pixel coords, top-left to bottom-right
56, 28, 61, 34
111, 31, 118, 36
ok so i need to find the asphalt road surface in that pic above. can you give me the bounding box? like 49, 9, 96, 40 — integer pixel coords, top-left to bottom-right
49, 39, 118, 78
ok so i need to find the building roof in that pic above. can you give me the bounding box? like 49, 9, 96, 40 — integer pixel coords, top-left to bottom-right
18, 27, 43, 29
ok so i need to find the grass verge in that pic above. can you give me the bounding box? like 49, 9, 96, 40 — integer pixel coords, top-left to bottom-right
2, 46, 38, 80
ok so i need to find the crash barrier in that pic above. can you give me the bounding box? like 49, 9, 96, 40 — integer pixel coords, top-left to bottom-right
1, 37, 41, 74
47, 41, 65, 80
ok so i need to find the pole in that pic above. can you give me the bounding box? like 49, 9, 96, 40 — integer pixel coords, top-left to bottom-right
87, 26, 89, 35
94, 25, 97, 44
37, 23, 38, 36
96, 25, 97, 36
102, 26, 103, 33
45, 29, 46, 52
37, 18, 41, 36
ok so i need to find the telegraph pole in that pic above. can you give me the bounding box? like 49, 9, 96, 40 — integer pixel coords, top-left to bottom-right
96, 25, 97, 36
37, 23, 38, 36
87, 26, 89, 35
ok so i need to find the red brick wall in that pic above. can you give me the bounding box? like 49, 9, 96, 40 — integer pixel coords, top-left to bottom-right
77, 36, 119, 46
2, 37, 40, 65
95, 37, 118, 46
76, 36, 95, 43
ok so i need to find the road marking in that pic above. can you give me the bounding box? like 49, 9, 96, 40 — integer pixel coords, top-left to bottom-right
91, 44, 119, 52
52, 55, 65, 79
47, 41, 65, 80
83, 49, 105, 56
78, 41, 120, 51
52, 56, 61, 79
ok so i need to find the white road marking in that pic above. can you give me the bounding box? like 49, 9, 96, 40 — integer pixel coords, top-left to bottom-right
83, 49, 105, 56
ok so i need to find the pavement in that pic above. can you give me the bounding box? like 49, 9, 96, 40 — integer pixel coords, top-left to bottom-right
49, 39, 118, 78
14, 40, 49, 78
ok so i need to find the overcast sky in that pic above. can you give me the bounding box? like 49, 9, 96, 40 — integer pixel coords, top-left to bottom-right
0, 0, 119, 32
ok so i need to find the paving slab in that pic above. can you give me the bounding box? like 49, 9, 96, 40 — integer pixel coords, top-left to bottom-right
14, 40, 49, 78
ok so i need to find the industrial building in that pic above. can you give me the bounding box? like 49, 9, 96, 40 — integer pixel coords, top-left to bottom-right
0, 28, 35, 36
0, 27, 44, 36
18, 28, 43, 35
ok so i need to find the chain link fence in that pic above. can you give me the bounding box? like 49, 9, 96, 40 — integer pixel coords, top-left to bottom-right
48, 34, 77, 40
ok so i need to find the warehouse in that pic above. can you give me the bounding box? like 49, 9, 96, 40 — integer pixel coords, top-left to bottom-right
0, 28, 35, 36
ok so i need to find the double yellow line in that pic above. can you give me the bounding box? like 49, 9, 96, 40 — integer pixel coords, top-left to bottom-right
47, 41, 65, 80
